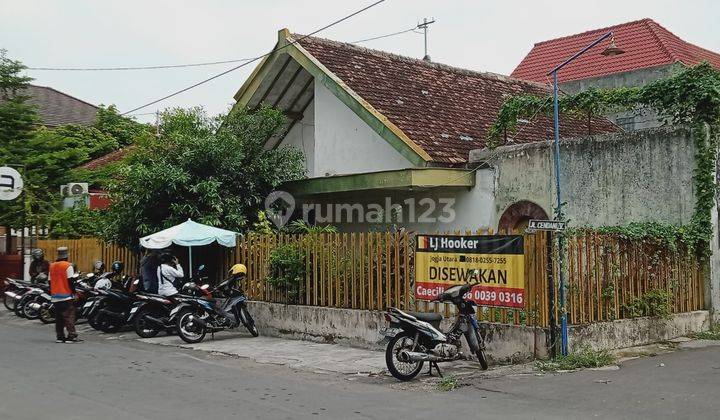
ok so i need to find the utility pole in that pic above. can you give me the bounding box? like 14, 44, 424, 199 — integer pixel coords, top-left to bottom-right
417, 18, 435, 61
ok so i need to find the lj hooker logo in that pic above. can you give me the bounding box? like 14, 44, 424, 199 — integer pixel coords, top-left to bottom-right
414, 234, 525, 309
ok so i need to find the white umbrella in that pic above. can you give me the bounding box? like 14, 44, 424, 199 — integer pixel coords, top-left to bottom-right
139, 218, 239, 273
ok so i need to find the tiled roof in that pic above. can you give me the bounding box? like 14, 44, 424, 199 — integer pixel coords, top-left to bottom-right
512, 18, 720, 83
79, 148, 130, 170
24, 85, 99, 127
294, 35, 616, 165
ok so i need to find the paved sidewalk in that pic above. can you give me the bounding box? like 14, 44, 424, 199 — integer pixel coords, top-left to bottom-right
140, 333, 388, 375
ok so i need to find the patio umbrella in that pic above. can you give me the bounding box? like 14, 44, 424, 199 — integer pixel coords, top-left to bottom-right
139, 218, 239, 274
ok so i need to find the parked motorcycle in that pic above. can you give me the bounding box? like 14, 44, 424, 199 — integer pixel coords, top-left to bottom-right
4, 278, 33, 313
170, 266, 258, 343
128, 264, 211, 338
30, 273, 99, 324
87, 275, 139, 333
383, 283, 488, 381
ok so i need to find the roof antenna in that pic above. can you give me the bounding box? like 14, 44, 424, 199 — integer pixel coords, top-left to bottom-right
417, 18, 436, 61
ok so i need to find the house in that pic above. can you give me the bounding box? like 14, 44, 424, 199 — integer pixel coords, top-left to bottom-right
512, 18, 720, 131
232, 29, 616, 232
23, 84, 99, 127
75, 148, 130, 209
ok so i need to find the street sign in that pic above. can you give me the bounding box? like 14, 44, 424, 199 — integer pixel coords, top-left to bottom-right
527, 219, 566, 232
0, 167, 23, 201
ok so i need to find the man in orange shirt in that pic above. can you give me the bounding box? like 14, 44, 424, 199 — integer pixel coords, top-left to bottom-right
49, 247, 81, 343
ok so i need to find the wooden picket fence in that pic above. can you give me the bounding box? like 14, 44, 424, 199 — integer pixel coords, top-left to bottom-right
565, 231, 706, 324
35, 230, 707, 328
36, 238, 139, 275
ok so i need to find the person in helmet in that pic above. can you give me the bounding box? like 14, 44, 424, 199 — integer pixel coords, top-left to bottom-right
29, 249, 50, 284
157, 252, 184, 297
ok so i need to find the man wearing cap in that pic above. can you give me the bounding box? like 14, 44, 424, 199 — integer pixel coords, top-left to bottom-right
49, 247, 81, 343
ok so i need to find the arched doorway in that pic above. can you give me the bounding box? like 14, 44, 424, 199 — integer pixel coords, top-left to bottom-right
498, 201, 549, 232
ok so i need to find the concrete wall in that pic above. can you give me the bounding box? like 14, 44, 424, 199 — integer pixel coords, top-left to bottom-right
560, 64, 683, 131
470, 127, 697, 227
246, 301, 710, 363
569, 310, 710, 352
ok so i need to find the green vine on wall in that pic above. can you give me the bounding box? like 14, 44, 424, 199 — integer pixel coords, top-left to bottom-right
489, 62, 720, 255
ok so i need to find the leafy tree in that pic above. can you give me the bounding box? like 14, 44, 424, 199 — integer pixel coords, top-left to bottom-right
46, 206, 105, 239
94, 104, 152, 146
101, 106, 305, 247
0, 50, 38, 233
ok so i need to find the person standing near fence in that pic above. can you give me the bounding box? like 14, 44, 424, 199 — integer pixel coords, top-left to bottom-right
49, 247, 81, 343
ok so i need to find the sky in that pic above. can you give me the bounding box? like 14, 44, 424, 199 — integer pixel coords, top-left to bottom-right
2, 0, 719, 123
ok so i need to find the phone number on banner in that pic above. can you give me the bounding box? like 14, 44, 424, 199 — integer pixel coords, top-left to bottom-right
470, 286, 524, 308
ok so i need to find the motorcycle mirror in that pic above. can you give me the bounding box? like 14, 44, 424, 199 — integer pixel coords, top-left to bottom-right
198, 264, 205, 271
200, 284, 210, 290
133, 279, 139, 285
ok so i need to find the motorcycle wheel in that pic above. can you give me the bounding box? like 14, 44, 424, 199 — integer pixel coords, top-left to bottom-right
3, 292, 16, 311
15, 294, 33, 318
176, 309, 206, 344
466, 328, 489, 371
385, 332, 424, 381
39, 304, 56, 324
134, 307, 161, 338
23, 296, 42, 320
238, 305, 259, 337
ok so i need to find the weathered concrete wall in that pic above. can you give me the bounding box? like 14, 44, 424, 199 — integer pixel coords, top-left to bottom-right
246, 301, 387, 349
280, 100, 315, 177
247, 302, 710, 362
560, 64, 683, 131
569, 310, 710, 352
470, 127, 697, 227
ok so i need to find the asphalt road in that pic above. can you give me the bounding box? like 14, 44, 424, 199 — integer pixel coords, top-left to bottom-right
1, 312, 719, 420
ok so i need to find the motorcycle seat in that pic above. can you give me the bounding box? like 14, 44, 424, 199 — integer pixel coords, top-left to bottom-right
406, 311, 443, 327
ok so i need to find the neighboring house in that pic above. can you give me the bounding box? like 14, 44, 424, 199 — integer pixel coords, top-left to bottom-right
75, 148, 130, 210
23, 84, 99, 127
232, 29, 616, 232
511, 18, 720, 131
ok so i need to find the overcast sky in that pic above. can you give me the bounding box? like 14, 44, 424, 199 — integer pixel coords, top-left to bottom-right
2, 0, 718, 123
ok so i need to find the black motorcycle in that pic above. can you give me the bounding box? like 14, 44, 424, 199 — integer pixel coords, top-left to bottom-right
87, 276, 139, 333
384, 283, 488, 381
170, 276, 258, 344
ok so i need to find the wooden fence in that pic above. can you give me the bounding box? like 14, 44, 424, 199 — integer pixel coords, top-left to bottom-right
565, 232, 706, 324
36, 238, 139, 275
35, 231, 707, 328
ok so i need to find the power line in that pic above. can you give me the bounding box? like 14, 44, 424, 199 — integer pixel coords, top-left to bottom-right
26, 58, 254, 71
350, 26, 418, 44
121, 0, 387, 116
27, 24, 416, 72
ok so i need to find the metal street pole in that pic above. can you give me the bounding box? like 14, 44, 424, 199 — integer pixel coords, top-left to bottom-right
546, 31, 618, 357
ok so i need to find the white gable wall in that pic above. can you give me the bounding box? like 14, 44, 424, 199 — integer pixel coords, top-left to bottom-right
280, 101, 315, 177
312, 82, 413, 176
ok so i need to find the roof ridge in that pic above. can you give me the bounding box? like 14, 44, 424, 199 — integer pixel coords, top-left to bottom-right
290, 33, 551, 90
643, 19, 680, 63
28, 84, 100, 110
533, 18, 654, 46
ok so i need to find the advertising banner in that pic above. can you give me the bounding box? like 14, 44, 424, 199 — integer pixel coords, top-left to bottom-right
414, 234, 525, 308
